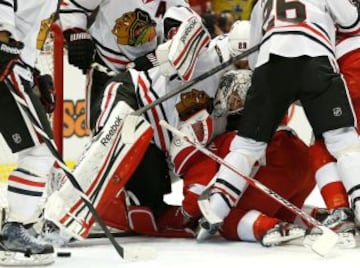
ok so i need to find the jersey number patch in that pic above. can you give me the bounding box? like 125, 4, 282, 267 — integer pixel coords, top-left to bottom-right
263, 0, 306, 31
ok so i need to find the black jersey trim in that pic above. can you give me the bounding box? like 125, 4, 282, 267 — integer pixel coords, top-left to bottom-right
8, 186, 43, 197
144, 71, 173, 142
338, 12, 360, 30
68, 0, 94, 13
0, 0, 13, 9
261, 31, 335, 57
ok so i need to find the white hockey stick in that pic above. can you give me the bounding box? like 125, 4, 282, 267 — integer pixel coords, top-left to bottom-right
159, 120, 338, 257
3, 79, 156, 261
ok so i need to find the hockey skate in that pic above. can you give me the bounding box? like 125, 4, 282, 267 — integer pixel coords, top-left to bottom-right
0, 222, 54, 266
260, 222, 305, 247
306, 207, 356, 249
39, 220, 74, 247
196, 218, 220, 241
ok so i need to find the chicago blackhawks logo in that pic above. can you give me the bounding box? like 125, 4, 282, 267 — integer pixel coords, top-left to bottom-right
112, 9, 157, 47
37, 14, 55, 50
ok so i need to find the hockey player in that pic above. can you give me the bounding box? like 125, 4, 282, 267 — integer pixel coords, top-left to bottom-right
0, 0, 58, 266
197, 0, 360, 243
43, 19, 251, 241
56, 4, 210, 224
304, 29, 360, 245
59, 0, 209, 130
167, 69, 316, 246
48, 68, 315, 247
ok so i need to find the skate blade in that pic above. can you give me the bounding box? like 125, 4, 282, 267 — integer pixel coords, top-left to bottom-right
0, 250, 55, 266
196, 226, 213, 241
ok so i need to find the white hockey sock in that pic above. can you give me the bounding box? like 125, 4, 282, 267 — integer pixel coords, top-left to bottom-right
337, 152, 360, 203
7, 168, 47, 223
7, 144, 54, 223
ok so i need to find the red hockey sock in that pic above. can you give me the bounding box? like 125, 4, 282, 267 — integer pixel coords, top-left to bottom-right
253, 214, 280, 240
321, 181, 349, 209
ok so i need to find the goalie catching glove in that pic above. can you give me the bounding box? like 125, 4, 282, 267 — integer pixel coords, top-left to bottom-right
0, 38, 24, 81
156, 6, 211, 81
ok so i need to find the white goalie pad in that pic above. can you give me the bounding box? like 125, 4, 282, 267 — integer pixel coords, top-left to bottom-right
44, 102, 153, 240
167, 15, 211, 81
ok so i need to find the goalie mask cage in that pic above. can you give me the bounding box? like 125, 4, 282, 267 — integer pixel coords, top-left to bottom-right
0, 23, 64, 185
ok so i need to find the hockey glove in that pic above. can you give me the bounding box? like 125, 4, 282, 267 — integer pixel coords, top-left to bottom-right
127, 52, 159, 71
33, 69, 56, 114
63, 28, 95, 74
0, 39, 24, 81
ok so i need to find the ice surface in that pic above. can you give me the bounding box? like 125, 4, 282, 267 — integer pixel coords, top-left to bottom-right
47, 181, 357, 268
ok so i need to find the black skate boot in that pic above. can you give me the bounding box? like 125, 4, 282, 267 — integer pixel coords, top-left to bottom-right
0, 222, 54, 266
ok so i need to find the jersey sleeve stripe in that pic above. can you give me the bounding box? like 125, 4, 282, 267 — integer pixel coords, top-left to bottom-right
138, 75, 167, 152
0, 0, 13, 9
68, 0, 94, 13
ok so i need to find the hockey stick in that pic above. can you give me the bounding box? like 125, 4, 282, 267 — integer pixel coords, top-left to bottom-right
117, 44, 260, 142
91, 43, 260, 117
159, 120, 339, 257
88, 231, 139, 239
132, 44, 260, 116
3, 79, 156, 261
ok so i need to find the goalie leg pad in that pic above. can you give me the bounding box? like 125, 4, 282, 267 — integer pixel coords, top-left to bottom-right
44, 102, 153, 239
99, 190, 131, 232
128, 206, 195, 238
128, 206, 158, 234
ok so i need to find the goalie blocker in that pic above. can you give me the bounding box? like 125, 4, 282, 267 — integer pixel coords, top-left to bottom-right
44, 101, 153, 240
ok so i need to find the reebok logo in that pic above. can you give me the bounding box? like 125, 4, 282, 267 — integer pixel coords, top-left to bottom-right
101, 116, 122, 146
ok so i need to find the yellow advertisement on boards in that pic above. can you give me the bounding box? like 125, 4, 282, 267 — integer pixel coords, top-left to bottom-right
211, 0, 256, 20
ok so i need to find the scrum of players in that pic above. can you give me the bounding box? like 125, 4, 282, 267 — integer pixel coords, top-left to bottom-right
0, 0, 360, 265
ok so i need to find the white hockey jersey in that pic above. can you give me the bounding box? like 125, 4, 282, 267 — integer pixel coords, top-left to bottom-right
336, 34, 360, 59
0, 0, 58, 68
250, 0, 360, 67
59, 0, 190, 72
98, 34, 232, 152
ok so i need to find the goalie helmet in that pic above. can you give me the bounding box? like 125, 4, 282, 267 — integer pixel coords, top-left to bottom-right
227, 20, 250, 57
213, 69, 252, 117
